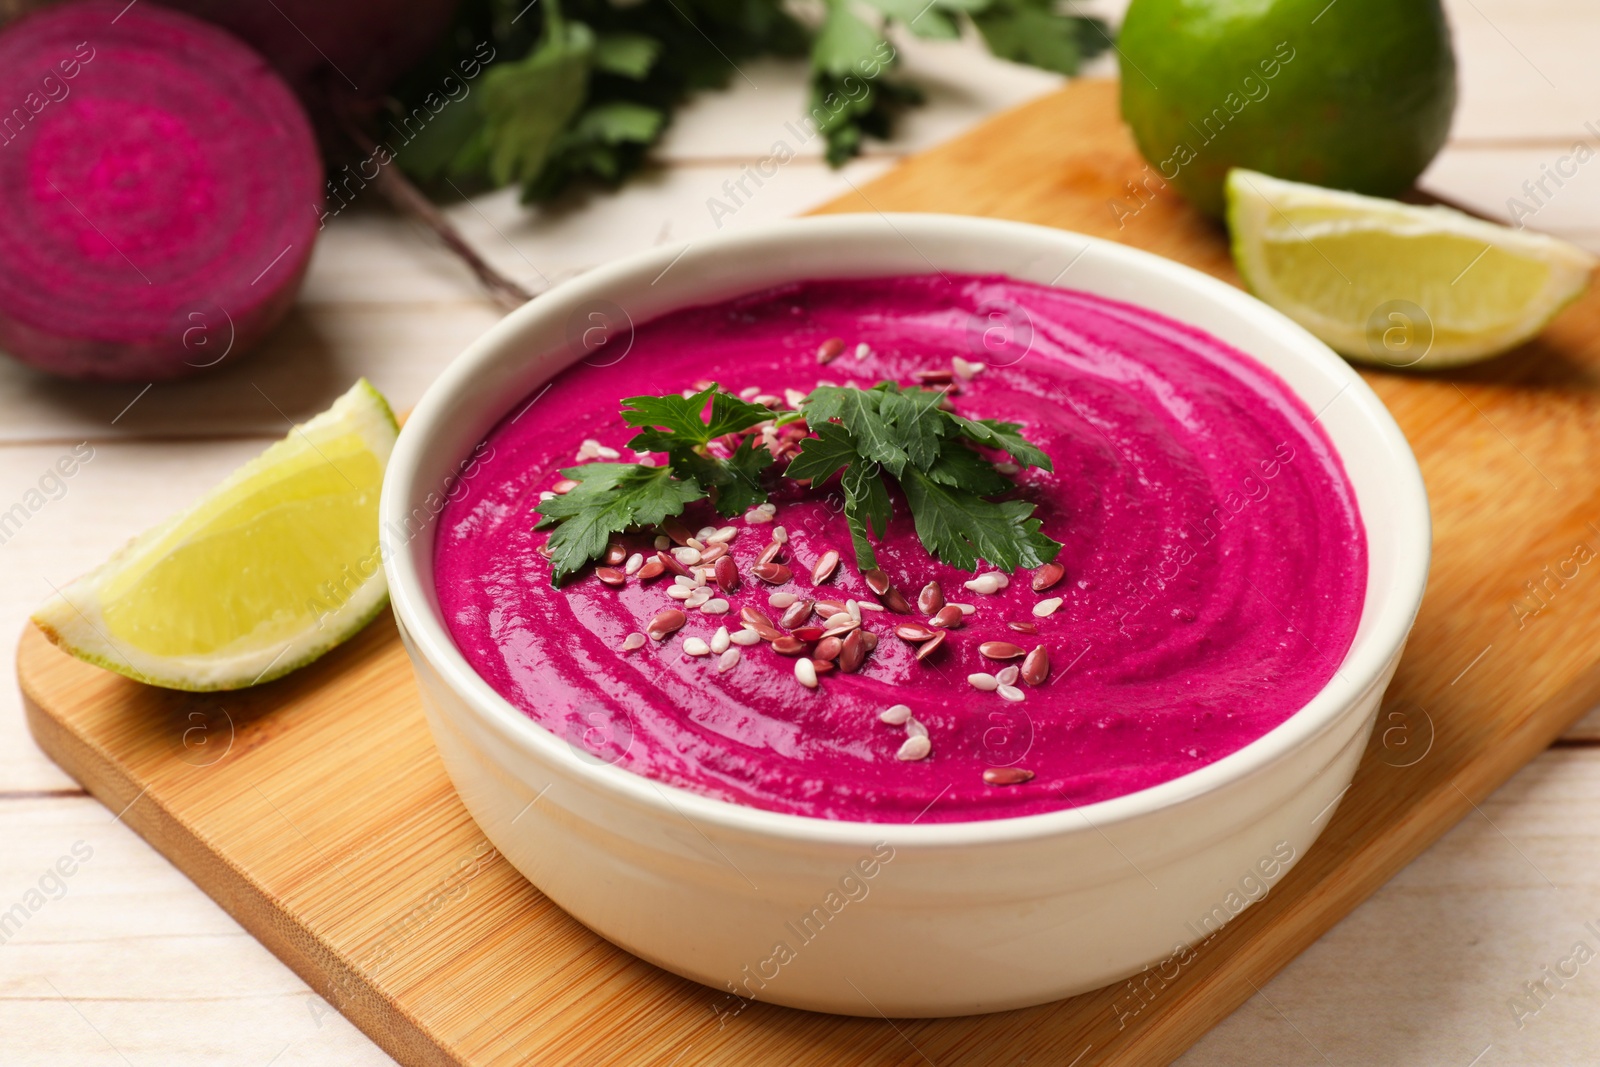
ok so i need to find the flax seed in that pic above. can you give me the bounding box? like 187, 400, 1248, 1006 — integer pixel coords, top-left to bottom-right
753, 562, 792, 584
916, 631, 947, 660
715, 556, 740, 592
983, 767, 1034, 786
917, 581, 944, 615
647, 609, 687, 641
772, 636, 806, 656
930, 605, 964, 629
780, 599, 813, 629
979, 641, 1026, 660
1021, 645, 1050, 686
839, 630, 865, 673
863, 568, 892, 596
596, 567, 626, 588
1032, 563, 1065, 592
816, 337, 846, 364
896, 622, 936, 642
812, 549, 841, 584
814, 636, 843, 661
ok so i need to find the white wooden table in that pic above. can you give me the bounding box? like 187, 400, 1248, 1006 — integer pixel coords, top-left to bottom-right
4, 4, 1600, 1063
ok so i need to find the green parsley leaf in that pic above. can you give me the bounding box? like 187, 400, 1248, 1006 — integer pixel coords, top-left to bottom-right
949, 415, 1054, 472
972, 2, 1111, 77
786, 421, 861, 484
841, 459, 892, 569
591, 33, 662, 79
534, 463, 704, 583
623, 385, 775, 448
624, 385, 777, 516
479, 4, 594, 188
899, 467, 1062, 572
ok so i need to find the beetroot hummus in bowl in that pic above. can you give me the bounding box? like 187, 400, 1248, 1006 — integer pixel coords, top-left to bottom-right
382, 215, 1429, 1016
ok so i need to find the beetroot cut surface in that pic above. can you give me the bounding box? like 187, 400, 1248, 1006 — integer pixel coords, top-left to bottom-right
0, 1, 323, 381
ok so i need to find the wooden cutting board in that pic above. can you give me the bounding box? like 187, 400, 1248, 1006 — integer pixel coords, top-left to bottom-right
22, 79, 1600, 1066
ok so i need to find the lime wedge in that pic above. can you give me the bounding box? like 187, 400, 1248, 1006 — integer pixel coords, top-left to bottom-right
1226, 168, 1596, 368
33, 379, 398, 691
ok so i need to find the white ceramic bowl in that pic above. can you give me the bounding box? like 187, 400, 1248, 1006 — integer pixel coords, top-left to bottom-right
381, 214, 1430, 1018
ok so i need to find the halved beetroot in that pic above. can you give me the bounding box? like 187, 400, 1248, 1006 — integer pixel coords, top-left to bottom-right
0, 1, 323, 381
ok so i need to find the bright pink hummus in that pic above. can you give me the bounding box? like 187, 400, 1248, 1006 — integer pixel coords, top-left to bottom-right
434, 274, 1366, 823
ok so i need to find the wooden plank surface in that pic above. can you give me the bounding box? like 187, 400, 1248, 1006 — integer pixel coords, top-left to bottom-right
18, 72, 1600, 1066
8, 2, 1600, 1062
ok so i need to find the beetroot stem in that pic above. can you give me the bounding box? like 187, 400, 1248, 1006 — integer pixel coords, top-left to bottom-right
339, 117, 535, 314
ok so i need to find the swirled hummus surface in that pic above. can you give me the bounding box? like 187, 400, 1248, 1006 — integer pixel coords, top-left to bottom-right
434, 273, 1366, 823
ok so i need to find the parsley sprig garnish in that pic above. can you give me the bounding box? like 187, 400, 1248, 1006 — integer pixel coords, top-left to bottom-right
535, 381, 1061, 583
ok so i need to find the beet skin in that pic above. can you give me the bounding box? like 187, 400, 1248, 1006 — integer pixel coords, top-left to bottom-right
0, 1, 323, 381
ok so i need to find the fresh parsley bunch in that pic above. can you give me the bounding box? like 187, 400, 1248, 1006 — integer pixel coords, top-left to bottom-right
391, 0, 1109, 200
535, 382, 1061, 583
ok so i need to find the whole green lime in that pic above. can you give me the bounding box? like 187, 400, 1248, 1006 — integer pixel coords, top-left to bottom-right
1118, 0, 1456, 217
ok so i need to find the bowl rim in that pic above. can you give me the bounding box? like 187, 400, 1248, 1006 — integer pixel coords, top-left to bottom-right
381, 212, 1431, 849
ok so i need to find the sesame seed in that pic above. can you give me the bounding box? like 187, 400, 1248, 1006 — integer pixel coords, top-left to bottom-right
672, 546, 702, 566
846, 599, 862, 621
968, 673, 999, 691
906, 718, 929, 740
952, 356, 986, 380
995, 462, 1020, 475
769, 592, 798, 609
624, 553, 644, 575
854, 342, 872, 359
739, 386, 761, 400
896, 736, 931, 761
951, 603, 976, 615
997, 684, 1025, 702
963, 574, 1004, 595
683, 637, 712, 657
701, 598, 730, 615
654, 535, 671, 550
667, 586, 693, 601
539, 491, 555, 502
730, 627, 762, 646
708, 526, 739, 544
717, 648, 741, 673
795, 658, 819, 689
596, 445, 621, 460
996, 665, 1020, 686
745, 508, 774, 524
1034, 597, 1063, 617
879, 704, 912, 725
772, 525, 789, 544
621, 632, 646, 651
695, 526, 717, 541
857, 601, 885, 612
710, 627, 731, 654
823, 611, 855, 629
